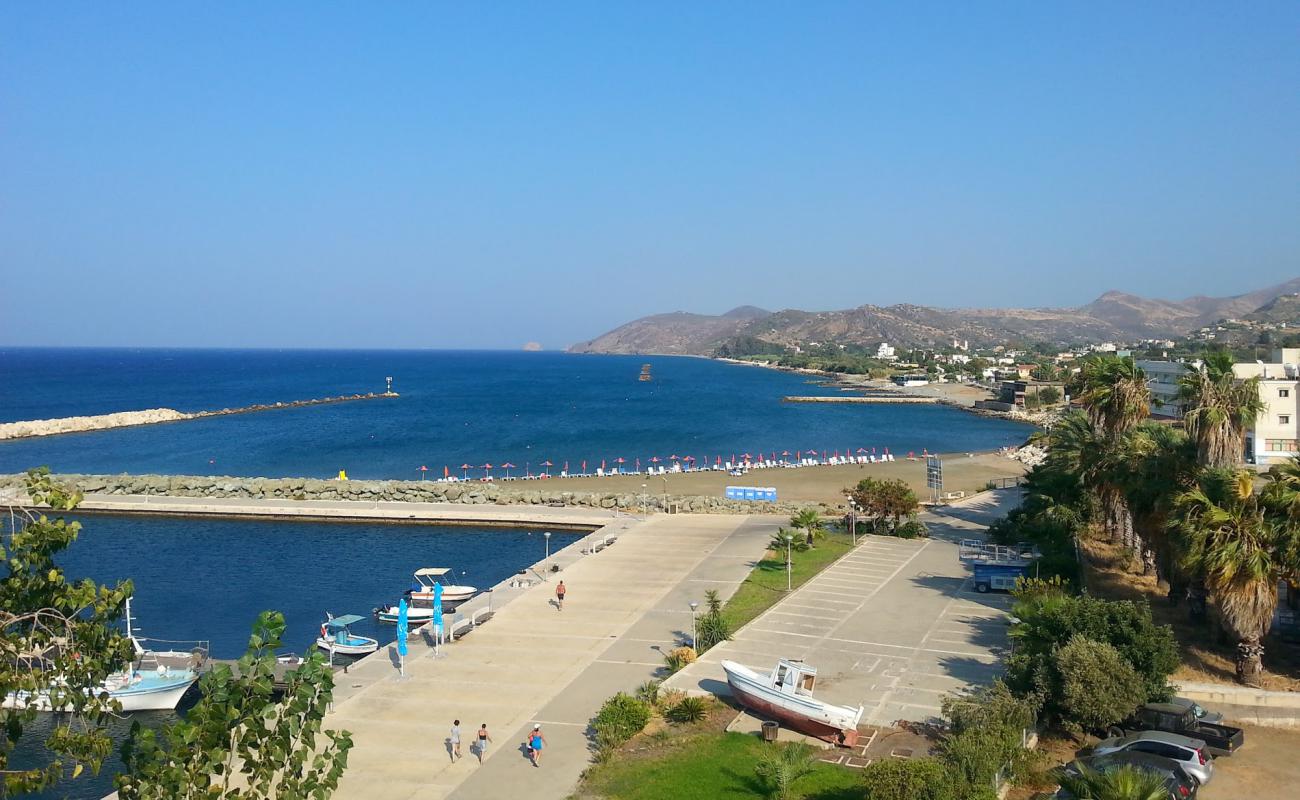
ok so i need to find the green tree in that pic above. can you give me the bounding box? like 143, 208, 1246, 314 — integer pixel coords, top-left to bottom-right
861, 757, 958, 800
753, 741, 818, 800
845, 477, 919, 534
1178, 351, 1264, 468
1037, 385, 1062, 405
2, 468, 135, 796
1169, 469, 1298, 684
116, 611, 352, 799
1120, 423, 1198, 582
937, 682, 1037, 794
693, 589, 732, 652
1054, 636, 1147, 734
1055, 764, 1171, 800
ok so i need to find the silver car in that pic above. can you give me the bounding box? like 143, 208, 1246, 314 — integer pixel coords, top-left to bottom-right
1092, 729, 1214, 785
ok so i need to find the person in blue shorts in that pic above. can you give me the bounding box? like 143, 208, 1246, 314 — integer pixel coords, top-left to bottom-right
527, 724, 546, 767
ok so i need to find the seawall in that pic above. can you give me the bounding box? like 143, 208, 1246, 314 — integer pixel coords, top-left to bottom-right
0, 472, 835, 516
0, 392, 398, 441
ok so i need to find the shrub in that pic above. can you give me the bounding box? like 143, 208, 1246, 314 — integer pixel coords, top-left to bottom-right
861, 757, 958, 800
657, 688, 686, 711
770, 528, 809, 553
592, 692, 652, 747
665, 696, 709, 724
663, 646, 697, 674
634, 679, 660, 707
1006, 594, 1177, 725
894, 519, 928, 539
754, 742, 818, 800
938, 681, 1038, 792
694, 589, 733, 653
1054, 635, 1146, 734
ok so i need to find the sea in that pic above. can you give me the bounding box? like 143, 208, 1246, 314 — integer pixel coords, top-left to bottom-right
0, 349, 1032, 477
1, 348, 1031, 797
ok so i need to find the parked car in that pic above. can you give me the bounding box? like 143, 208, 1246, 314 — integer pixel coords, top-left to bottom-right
1092, 730, 1213, 785
1169, 696, 1223, 724
1059, 752, 1199, 799
1111, 702, 1244, 756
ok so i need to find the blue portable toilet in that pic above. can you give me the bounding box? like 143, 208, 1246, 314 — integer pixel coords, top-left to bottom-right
743, 487, 757, 501
765, 487, 777, 501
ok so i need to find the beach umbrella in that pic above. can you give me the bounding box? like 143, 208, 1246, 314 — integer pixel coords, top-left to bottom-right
460, 463, 471, 480
650, 456, 662, 464
396, 597, 409, 675
635, 457, 641, 471
857, 448, 868, 454
501, 462, 516, 479
433, 582, 444, 643
600, 458, 606, 473
418, 465, 429, 481
615, 456, 626, 474
582, 460, 588, 474
669, 454, 680, 462
443, 465, 450, 479
525, 461, 531, 477
542, 460, 553, 476
482, 462, 493, 479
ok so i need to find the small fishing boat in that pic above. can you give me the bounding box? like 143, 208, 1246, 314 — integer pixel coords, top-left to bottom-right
721, 659, 864, 746
406, 567, 476, 604
373, 604, 436, 624
315, 614, 378, 656
4, 598, 206, 713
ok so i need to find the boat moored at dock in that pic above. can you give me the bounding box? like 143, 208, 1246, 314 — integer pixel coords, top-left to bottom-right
315, 614, 378, 656
406, 567, 476, 604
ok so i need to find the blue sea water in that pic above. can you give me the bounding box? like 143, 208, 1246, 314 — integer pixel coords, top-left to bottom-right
0, 349, 1032, 477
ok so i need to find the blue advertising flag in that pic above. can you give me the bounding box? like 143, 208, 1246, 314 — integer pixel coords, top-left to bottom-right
433, 582, 444, 632
396, 597, 409, 657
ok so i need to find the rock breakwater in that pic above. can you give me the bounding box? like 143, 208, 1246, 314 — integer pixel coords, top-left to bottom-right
0, 392, 398, 441
0, 472, 835, 516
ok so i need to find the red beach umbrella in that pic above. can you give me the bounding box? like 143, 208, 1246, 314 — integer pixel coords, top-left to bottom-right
856, 448, 867, 454
541, 460, 554, 476
460, 463, 471, 480
482, 463, 493, 479
418, 465, 429, 481
714, 455, 722, 465
501, 462, 516, 479
615, 456, 626, 474
443, 465, 450, 479
669, 454, 680, 462
651, 456, 662, 463
600, 459, 606, 473
635, 457, 641, 471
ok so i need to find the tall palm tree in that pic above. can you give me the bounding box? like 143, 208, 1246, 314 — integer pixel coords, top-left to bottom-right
1121, 423, 1197, 582
1075, 355, 1151, 440
1170, 469, 1296, 684
1055, 764, 1172, 800
1048, 411, 1140, 549
1178, 351, 1265, 468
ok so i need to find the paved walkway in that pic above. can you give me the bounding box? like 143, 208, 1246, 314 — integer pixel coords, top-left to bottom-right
321, 513, 781, 800
666, 490, 1023, 727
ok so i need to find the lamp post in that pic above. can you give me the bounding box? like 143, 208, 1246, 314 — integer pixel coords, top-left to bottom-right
848, 500, 858, 545
689, 600, 699, 649
784, 533, 793, 592
543, 531, 552, 577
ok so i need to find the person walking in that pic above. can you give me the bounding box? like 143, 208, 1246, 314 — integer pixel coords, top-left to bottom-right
449, 719, 462, 761
555, 580, 566, 612
475, 723, 492, 764
527, 724, 546, 767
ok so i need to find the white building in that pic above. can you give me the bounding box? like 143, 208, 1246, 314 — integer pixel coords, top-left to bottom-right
1136, 358, 1200, 419
1232, 349, 1300, 465
876, 342, 897, 360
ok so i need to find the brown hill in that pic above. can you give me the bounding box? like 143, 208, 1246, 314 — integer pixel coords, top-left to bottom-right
568, 278, 1300, 355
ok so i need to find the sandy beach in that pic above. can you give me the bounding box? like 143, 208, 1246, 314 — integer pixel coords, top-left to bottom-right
536, 450, 1025, 505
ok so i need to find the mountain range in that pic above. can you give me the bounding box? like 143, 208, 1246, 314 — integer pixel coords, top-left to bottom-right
568, 277, 1300, 355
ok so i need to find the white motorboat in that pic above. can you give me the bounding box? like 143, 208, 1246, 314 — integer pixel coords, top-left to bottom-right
373, 604, 436, 624
315, 614, 378, 656
406, 567, 476, 604
721, 659, 864, 747
4, 598, 206, 713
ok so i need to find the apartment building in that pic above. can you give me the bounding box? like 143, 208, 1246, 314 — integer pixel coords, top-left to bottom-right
1232, 349, 1300, 464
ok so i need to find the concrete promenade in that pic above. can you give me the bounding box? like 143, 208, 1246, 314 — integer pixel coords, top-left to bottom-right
0, 490, 612, 528
666, 490, 1023, 728
319, 513, 781, 800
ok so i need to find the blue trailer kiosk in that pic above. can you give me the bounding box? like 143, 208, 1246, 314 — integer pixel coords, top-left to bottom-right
972, 560, 1030, 593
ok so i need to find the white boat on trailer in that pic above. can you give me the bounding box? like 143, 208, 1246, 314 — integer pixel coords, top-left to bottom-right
721, 659, 864, 747
4, 598, 206, 713
406, 567, 476, 604
315, 614, 378, 656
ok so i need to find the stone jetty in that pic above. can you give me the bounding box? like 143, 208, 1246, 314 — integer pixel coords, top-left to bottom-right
0, 391, 398, 441
0, 472, 834, 516
781, 395, 938, 404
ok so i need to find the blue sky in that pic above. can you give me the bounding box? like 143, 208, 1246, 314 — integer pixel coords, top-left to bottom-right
2, 2, 1297, 349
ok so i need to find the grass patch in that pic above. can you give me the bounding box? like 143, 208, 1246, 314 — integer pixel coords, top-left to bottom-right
721, 530, 856, 632
575, 731, 861, 800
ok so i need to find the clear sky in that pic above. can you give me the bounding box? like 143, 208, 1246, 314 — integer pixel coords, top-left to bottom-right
2, 2, 1297, 349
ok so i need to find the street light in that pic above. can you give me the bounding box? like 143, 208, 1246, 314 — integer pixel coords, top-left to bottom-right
784, 533, 794, 592
847, 499, 858, 545
689, 601, 700, 649
543, 531, 552, 577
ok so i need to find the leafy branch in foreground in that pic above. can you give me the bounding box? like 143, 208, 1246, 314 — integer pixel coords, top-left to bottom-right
2, 467, 135, 796
116, 611, 352, 800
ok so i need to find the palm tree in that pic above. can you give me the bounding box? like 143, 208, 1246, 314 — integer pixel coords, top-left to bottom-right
753, 742, 818, 800
789, 508, 821, 547
1120, 423, 1197, 582
1178, 351, 1264, 468
1048, 412, 1139, 549
1170, 469, 1296, 684
1075, 355, 1151, 440
1055, 764, 1172, 800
